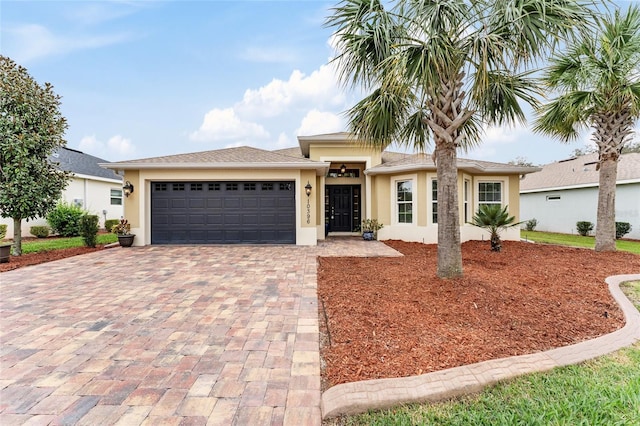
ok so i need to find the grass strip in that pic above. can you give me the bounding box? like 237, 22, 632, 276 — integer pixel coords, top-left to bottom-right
21, 234, 118, 254
520, 230, 640, 254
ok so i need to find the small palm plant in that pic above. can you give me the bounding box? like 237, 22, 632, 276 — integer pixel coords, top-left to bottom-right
471, 205, 521, 252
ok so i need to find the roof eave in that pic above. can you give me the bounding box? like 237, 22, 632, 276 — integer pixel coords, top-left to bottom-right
366, 163, 542, 176
100, 162, 331, 175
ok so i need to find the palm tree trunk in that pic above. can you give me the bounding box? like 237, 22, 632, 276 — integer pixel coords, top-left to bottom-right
436, 143, 463, 278
595, 154, 618, 251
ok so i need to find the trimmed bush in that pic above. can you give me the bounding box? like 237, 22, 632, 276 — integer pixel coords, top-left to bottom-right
616, 222, 632, 239
525, 218, 538, 232
46, 202, 86, 237
576, 221, 594, 236
104, 219, 119, 231
80, 215, 99, 247
0, 224, 6, 239
30, 226, 50, 238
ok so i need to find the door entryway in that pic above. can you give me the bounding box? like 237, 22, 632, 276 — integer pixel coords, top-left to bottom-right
326, 185, 361, 233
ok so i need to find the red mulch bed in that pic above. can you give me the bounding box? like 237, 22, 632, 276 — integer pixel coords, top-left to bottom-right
0, 246, 105, 272
317, 240, 640, 388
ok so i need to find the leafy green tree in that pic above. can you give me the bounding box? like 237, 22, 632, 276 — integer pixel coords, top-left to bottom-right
471, 204, 520, 252
534, 5, 640, 252
327, 0, 594, 278
0, 56, 71, 255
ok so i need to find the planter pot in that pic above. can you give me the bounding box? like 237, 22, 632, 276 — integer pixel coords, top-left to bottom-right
362, 231, 375, 241
0, 243, 12, 263
117, 234, 135, 247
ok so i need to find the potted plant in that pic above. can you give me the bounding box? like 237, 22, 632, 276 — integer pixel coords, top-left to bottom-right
111, 218, 135, 247
361, 219, 383, 241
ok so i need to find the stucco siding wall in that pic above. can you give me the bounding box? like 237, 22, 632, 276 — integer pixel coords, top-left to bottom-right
520, 183, 640, 239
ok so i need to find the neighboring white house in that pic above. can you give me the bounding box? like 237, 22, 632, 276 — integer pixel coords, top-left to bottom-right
520, 152, 640, 240
1, 147, 124, 237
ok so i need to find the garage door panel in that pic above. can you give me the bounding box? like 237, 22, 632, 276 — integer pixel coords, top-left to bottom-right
171, 199, 187, 209
152, 181, 295, 244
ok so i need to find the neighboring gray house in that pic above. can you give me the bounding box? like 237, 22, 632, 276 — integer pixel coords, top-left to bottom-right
520, 152, 640, 240
1, 147, 123, 237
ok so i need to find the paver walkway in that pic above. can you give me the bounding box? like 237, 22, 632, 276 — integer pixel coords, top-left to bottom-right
0, 238, 400, 425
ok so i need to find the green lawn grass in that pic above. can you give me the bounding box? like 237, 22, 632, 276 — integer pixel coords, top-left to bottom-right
520, 230, 640, 254
330, 281, 640, 426
21, 233, 118, 254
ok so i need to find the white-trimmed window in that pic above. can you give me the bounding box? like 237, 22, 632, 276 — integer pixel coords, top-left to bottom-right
110, 189, 123, 205
478, 182, 502, 207
464, 179, 470, 222
431, 179, 438, 224
396, 180, 413, 223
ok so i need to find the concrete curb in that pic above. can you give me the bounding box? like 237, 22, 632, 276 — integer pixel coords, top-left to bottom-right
321, 274, 640, 420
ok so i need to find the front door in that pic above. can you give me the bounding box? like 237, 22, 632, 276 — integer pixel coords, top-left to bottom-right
327, 185, 360, 232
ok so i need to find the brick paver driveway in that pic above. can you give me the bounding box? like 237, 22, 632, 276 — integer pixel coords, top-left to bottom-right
0, 245, 322, 425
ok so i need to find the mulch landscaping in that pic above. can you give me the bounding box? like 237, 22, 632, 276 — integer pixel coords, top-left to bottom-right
0, 245, 106, 272
317, 240, 640, 388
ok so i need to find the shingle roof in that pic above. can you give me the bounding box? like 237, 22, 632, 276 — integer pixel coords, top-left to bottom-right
103, 146, 328, 172
51, 147, 121, 181
520, 152, 640, 192
272, 147, 304, 158
367, 152, 540, 175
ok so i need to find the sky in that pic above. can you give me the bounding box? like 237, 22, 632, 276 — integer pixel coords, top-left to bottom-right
1, 0, 639, 166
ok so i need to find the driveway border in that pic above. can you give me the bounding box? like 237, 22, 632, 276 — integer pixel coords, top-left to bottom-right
322, 274, 640, 419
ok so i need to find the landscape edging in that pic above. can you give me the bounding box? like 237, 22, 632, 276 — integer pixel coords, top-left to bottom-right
321, 273, 640, 420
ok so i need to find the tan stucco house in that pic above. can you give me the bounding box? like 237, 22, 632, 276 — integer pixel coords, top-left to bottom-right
102, 132, 539, 246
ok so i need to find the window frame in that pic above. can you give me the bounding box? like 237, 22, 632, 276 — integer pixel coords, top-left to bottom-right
394, 176, 415, 225
110, 188, 123, 205
431, 178, 438, 224
477, 181, 503, 208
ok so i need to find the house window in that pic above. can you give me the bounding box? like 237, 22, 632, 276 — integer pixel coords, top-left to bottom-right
190, 183, 203, 191
396, 180, 413, 223
478, 182, 502, 207
431, 179, 438, 224
464, 180, 470, 223
110, 189, 122, 205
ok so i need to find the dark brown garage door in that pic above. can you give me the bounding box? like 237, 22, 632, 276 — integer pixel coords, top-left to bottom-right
151, 181, 295, 244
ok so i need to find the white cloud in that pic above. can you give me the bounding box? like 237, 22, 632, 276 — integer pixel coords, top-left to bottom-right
78, 134, 135, 161
236, 63, 345, 118
5, 23, 131, 63
189, 108, 270, 143
296, 109, 344, 136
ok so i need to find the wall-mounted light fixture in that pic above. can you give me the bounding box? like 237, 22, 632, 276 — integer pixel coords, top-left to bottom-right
305, 181, 312, 224
340, 164, 347, 174
123, 181, 134, 197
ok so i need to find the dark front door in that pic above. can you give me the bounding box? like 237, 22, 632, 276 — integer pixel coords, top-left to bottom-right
327, 185, 360, 232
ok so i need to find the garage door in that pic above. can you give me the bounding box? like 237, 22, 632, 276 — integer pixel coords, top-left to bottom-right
151, 181, 296, 244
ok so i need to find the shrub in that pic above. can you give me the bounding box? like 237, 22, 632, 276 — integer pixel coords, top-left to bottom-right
104, 219, 119, 231
46, 202, 86, 237
524, 218, 538, 231
615, 222, 632, 239
30, 226, 50, 238
80, 215, 99, 247
576, 221, 594, 236
0, 224, 6, 239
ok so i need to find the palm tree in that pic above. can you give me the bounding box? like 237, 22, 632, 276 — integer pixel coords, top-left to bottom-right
471, 204, 520, 252
327, 0, 594, 278
534, 5, 640, 252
